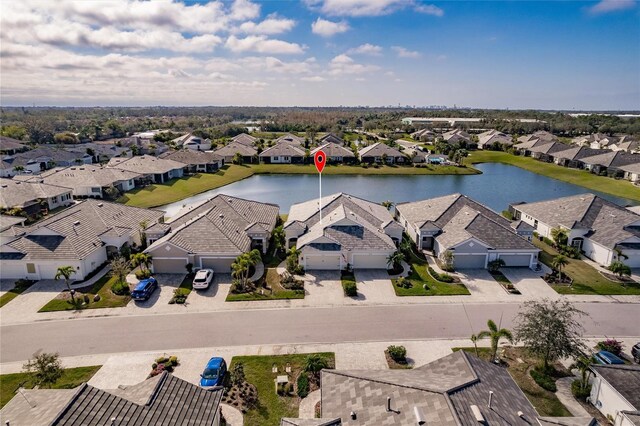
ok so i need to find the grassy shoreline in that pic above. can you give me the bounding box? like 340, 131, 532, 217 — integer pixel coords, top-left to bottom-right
467, 150, 640, 202
119, 163, 479, 208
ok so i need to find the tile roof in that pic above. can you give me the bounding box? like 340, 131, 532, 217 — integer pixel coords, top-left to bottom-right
1, 147, 91, 170
259, 142, 306, 158
0, 178, 72, 208
159, 150, 222, 165
311, 143, 355, 158
551, 146, 609, 161
107, 155, 184, 175
358, 142, 404, 159
276, 133, 305, 145
591, 364, 640, 408
0, 388, 79, 425
513, 193, 640, 249
214, 141, 257, 157
231, 133, 257, 146
22, 165, 140, 190
319, 133, 345, 145
477, 130, 512, 148
622, 412, 640, 426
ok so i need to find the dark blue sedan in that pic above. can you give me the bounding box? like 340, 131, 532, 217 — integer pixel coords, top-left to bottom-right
131, 277, 158, 301
594, 350, 625, 365
200, 357, 227, 388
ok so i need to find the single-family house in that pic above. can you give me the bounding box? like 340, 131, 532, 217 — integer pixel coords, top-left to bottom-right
319, 133, 346, 146
573, 133, 618, 150
0, 199, 165, 280
589, 364, 640, 426
64, 142, 132, 163
358, 143, 406, 164
396, 140, 428, 163
578, 151, 640, 177
527, 141, 571, 162
159, 150, 224, 173
517, 130, 558, 145
214, 141, 258, 163
311, 143, 356, 164
0, 136, 28, 155
16, 165, 140, 198
231, 133, 257, 146
0, 147, 93, 177
284, 193, 403, 270
396, 194, 539, 269
171, 133, 212, 151
549, 146, 610, 168
276, 133, 305, 146
425, 153, 448, 164
259, 143, 306, 164
510, 193, 640, 267
0, 178, 73, 215
610, 138, 640, 154
0, 371, 224, 426
441, 129, 472, 145
281, 351, 593, 426
122, 135, 170, 156
619, 162, 640, 183
476, 129, 513, 150
107, 155, 184, 184
146, 194, 278, 273
410, 128, 436, 142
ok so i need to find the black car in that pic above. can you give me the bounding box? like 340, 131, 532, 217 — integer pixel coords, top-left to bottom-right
632, 342, 640, 364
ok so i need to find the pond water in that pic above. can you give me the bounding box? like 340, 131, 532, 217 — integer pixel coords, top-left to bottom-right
159, 163, 638, 218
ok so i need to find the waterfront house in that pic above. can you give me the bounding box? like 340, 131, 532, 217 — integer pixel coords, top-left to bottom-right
171, 133, 212, 151
231, 133, 257, 146
476, 129, 513, 150
441, 129, 472, 145
578, 151, 640, 177
214, 141, 258, 163
589, 364, 640, 425
0, 178, 73, 215
358, 142, 406, 164
159, 150, 224, 174
549, 146, 610, 168
259, 143, 306, 164
311, 143, 356, 163
107, 155, 184, 184
396, 140, 428, 163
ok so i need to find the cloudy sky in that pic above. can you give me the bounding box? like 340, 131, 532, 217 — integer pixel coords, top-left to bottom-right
1, 0, 638, 109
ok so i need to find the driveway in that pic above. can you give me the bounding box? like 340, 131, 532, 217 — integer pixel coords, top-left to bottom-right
457, 269, 511, 301
352, 270, 396, 303
187, 274, 232, 310
500, 268, 560, 300
0, 280, 66, 323
303, 271, 344, 306
123, 274, 184, 313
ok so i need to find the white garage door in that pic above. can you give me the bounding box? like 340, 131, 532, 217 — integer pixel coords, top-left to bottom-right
0, 262, 26, 280
454, 254, 487, 269
305, 255, 341, 270
352, 254, 389, 269
199, 257, 234, 273
499, 254, 532, 267
153, 258, 188, 274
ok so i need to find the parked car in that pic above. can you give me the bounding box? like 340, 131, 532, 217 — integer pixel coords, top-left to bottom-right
131, 277, 158, 301
594, 350, 625, 365
192, 269, 214, 290
200, 357, 227, 388
632, 342, 640, 363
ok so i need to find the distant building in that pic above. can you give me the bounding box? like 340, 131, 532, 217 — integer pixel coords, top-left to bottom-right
0, 178, 73, 214
171, 133, 212, 151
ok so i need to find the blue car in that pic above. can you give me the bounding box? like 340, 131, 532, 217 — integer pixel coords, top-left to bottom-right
131, 277, 158, 301
200, 357, 227, 388
594, 350, 625, 365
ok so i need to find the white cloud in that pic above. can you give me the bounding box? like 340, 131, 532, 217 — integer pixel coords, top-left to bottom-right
239, 15, 296, 34
311, 18, 350, 37
328, 54, 379, 75
305, 0, 443, 17
587, 0, 636, 14
240, 56, 316, 74
392, 46, 421, 58
229, 0, 261, 21
301, 76, 326, 82
347, 43, 383, 56
225, 35, 305, 54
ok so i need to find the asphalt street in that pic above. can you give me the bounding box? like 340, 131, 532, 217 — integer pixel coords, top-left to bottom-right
1, 302, 639, 363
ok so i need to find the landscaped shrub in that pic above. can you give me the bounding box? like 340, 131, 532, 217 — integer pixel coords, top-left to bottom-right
170, 288, 188, 304
387, 345, 407, 363
110, 281, 129, 296
530, 368, 557, 392
395, 277, 412, 289
596, 339, 623, 356
280, 272, 304, 290
571, 379, 591, 400
343, 280, 357, 297
297, 373, 309, 398
135, 269, 151, 280
428, 266, 454, 283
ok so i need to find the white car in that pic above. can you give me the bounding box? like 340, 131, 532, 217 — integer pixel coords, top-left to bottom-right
192, 269, 214, 290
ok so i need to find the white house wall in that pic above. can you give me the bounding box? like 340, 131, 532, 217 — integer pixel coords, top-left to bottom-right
590, 375, 635, 423
581, 238, 615, 266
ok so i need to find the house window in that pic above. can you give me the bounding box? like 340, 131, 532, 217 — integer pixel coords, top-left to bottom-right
533, 220, 538, 229
273, 156, 279, 161
91, 187, 101, 193
26, 263, 36, 273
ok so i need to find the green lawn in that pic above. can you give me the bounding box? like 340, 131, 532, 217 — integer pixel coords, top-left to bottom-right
534, 239, 640, 295
226, 268, 304, 301
39, 274, 131, 312
468, 150, 640, 202
393, 248, 469, 296
0, 280, 35, 308
230, 352, 335, 426
0, 366, 101, 409
452, 347, 571, 417
249, 163, 479, 176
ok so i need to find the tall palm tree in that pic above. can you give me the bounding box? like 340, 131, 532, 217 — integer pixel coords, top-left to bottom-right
55, 265, 77, 303
570, 354, 596, 392
551, 255, 569, 281
130, 253, 152, 274
477, 319, 513, 362
470, 334, 480, 357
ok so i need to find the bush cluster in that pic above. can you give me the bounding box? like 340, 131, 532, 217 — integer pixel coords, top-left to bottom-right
428, 267, 454, 283
135, 269, 152, 280
387, 345, 407, 363
297, 374, 310, 398
395, 277, 412, 289
571, 379, 591, 400
150, 355, 179, 377
530, 368, 557, 392
169, 288, 188, 304
343, 281, 357, 297
596, 339, 623, 356
110, 281, 130, 296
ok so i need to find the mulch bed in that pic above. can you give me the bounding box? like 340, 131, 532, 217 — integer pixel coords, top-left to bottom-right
600, 271, 637, 284
222, 382, 258, 414
384, 350, 412, 369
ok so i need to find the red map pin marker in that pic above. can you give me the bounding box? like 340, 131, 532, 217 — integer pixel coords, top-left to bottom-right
314, 150, 326, 173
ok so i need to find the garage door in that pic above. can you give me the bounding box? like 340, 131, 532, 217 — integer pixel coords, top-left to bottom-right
153, 258, 188, 274
305, 255, 341, 270
454, 254, 487, 269
352, 254, 389, 269
622, 250, 640, 268
499, 254, 532, 267
199, 257, 234, 273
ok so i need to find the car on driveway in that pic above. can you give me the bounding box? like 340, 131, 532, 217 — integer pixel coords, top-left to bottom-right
200, 357, 227, 389
193, 269, 214, 290
594, 350, 625, 365
632, 342, 640, 363
131, 277, 158, 301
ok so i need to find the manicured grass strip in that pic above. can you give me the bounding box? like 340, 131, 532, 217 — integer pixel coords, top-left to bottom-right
394, 247, 469, 296
230, 353, 335, 426
533, 239, 640, 295
248, 163, 479, 176
39, 275, 131, 312
467, 150, 640, 202
0, 281, 35, 308
0, 366, 101, 409
226, 268, 304, 301
452, 347, 571, 417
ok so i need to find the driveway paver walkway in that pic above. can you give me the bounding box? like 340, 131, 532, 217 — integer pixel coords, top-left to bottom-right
501, 268, 560, 300
353, 270, 396, 303
0, 279, 66, 323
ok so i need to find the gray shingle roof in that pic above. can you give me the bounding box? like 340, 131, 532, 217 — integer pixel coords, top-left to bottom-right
107, 155, 184, 175
259, 143, 306, 158
231, 133, 257, 146
579, 151, 640, 168
276, 133, 305, 145
0, 136, 27, 152
311, 143, 355, 158
214, 141, 257, 157
591, 364, 640, 408
358, 143, 404, 159
0, 178, 72, 208
160, 150, 222, 165
477, 130, 512, 148
281, 418, 342, 426
22, 165, 140, 190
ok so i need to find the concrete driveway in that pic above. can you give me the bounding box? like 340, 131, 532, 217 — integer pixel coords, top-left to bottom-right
303, 270, 344, 306
456, 269, 511, 301
0, 280, 66, 323
352, 269, 396, 303
187, 274, 232, 310
500, 268, 560, 300
124, 274, 183, 313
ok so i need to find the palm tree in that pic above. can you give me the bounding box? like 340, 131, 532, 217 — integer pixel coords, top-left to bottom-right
55, 265, 77, 303
550, 227, 568, 248
304, 354, 329, 382
130, 253, 152, 274
570, 354, 596, 393
271, 227, 286, 256
608, 261, 631, 280
551, 255, 569, 281
470, 334, 480, 357
381, 200, 394, 210
477, 319, 513, 362
386, 250, 405, 270
139, 220, 149, 248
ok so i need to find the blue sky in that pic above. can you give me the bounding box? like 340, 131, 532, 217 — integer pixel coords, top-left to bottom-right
1, 0, 638, 109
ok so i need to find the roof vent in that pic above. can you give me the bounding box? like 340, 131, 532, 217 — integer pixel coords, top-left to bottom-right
470, 405, 485, 423
413, 406, 426, 425
517, 411, 525, 418
219, 214, 224, 218
73, 221, 80, 226
97, 203, 103, 207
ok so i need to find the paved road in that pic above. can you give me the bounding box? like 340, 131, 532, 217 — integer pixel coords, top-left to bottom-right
2, 302, 639, 363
